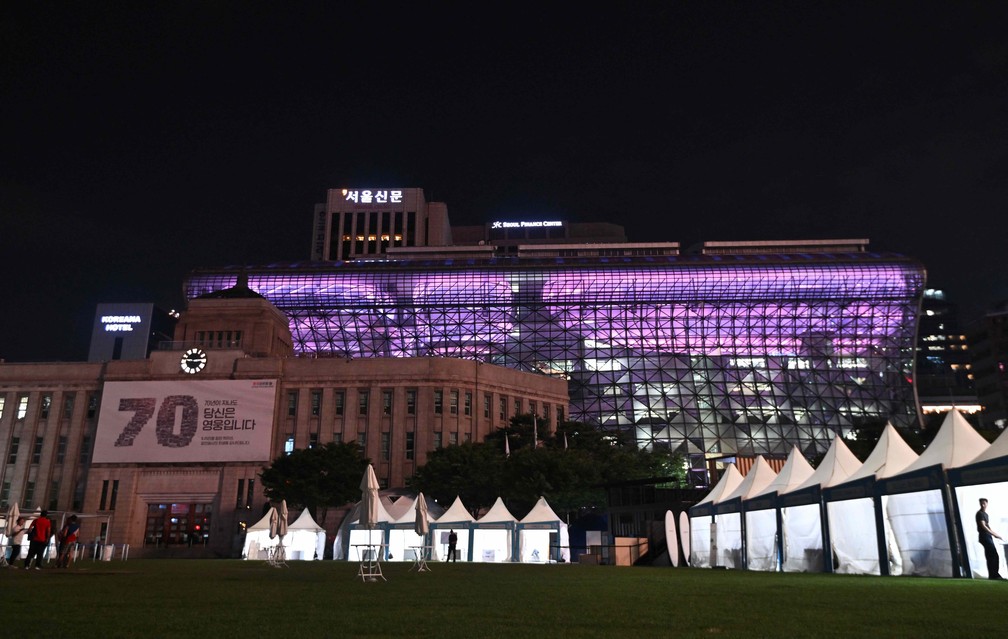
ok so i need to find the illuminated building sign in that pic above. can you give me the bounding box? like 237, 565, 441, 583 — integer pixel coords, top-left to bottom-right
491, 220, 564, 229
342, 189, 403, 204
102, 315, 143, 332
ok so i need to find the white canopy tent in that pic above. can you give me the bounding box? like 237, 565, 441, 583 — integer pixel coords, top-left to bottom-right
742, 447, 814, 571
712, 457, 779, 569
822, 423, 918, 575
243, 507, 278, 560
949, 425, 1008, 578
429, 496, 475, 561
286, 509, 326, 560
877, 410, 989, 577
778, 435, 862, 572
472, 497, 517, 563
333, 497, 395, 561
688, 463, 744, 568
516, 496, 569, 563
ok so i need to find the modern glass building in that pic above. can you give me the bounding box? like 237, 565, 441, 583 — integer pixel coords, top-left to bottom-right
186, 250, 925, 476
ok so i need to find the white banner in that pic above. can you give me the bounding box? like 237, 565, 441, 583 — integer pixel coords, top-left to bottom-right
93, 380, 277, 463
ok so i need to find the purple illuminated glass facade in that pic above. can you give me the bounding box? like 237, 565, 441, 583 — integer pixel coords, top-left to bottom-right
185, 253, 925, 467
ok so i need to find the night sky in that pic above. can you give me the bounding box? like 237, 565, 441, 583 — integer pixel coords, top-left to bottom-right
3, 2, 1007, 362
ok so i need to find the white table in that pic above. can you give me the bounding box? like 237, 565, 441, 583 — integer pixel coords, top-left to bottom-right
409, 545, 433, 572
353, 543, 386, 582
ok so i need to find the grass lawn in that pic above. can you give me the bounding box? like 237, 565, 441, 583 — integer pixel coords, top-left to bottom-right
3, 559, 1005, 638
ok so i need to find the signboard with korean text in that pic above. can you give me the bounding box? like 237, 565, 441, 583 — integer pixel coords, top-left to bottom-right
93, 380, 277, 463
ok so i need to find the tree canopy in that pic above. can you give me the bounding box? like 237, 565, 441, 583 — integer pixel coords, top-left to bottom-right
259, 442, 369, 521
409, 415, 688, 519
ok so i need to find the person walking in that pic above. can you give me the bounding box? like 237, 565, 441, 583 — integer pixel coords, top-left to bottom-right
56, 515, 81, 568
446, 529, 458, 562
8, 516, 26, 566
977, 498, 1005, 580
23, 510, 53, 570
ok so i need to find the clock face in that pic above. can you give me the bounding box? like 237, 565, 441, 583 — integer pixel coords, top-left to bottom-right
180, 348, 207, 374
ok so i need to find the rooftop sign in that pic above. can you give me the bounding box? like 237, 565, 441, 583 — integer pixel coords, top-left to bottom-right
491, 220, 563, 229
342, 189, 403, 204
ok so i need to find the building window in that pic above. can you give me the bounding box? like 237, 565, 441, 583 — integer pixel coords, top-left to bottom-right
100, 480, 109, 510
310, 390, 322, 417
333, 432, 343, 444
32, 436, 44, 464
382, 390, 393, 416
357, 432, 366, 450
79, 435, 92, 464
557, 405, 564, 423
16, 395, 28, 420
514, 398, 521, 416
542, 402, 549, 419
246, 479, 255, 509
0, 395, 5, 419
236, 479, 246, 509
529, 400, 537, 416
334, 390, 345, 416
87, 393, 99, 419
358, 390, 369, 416
39, 394, 52, 420
500, 397, 507, 421
56, 436, 68, 463
405, 432, 415, 460
48, 481, 60, 511
449, 432, 458, 446
24, 481, 35, 506
464, 433, 471, 443
464, 392, 472, 416
7, 437, 18, 464
72, 482, 84, 511
284, 435, 295, 454
287, 391, 298, 417
450, 390, 459, 415
406, 389, 417, 415
434, 431, 442, 449
381, 432, 390, 460
0, 481, 9, 504
110, 480, 119, 510
308, 432, 319, 448
484, 394, 491, 419
62, 393, 75, 420
434, 390, 443, 414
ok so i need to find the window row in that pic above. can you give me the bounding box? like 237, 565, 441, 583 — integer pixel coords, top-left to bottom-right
0, 392, 100, 423
285, 388, 561, 424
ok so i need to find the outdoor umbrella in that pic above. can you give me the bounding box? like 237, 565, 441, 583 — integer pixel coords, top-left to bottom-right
267, 506, 279, 540
278, 500, 289, 538
414, 492, 430, 538
360, 464, 380, 545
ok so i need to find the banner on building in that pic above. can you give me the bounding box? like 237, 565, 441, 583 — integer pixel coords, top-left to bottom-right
93, 379, 277, 463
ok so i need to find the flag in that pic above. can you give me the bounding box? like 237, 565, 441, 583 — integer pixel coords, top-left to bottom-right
505, 432, 511, 458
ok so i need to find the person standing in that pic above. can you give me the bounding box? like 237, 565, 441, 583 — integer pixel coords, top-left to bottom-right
56, 515, 81, 568
447, 529, 458, 562
977, 498, 1005, 580
23, 510, 53, 570
8, 516, 26, 565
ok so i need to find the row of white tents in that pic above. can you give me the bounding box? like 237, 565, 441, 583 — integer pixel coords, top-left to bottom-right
686, 410, 1008, 578
243, 507, 326, 561
334, 494, 571, 564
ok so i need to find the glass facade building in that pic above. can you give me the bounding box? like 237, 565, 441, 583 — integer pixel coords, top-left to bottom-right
185, 251, 925, 473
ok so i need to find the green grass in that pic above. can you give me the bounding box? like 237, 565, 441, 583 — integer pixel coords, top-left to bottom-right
3, 560, 1005, 638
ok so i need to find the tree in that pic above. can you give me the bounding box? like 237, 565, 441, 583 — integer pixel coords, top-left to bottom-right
407, 442, 505, 516
259, 442, 369, 522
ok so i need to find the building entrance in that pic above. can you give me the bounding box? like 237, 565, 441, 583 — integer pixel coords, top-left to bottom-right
145, 502, 212, 546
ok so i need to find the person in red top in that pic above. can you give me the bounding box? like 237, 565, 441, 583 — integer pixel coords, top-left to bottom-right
23, 510, 53, 570
56, 515, 81, 568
